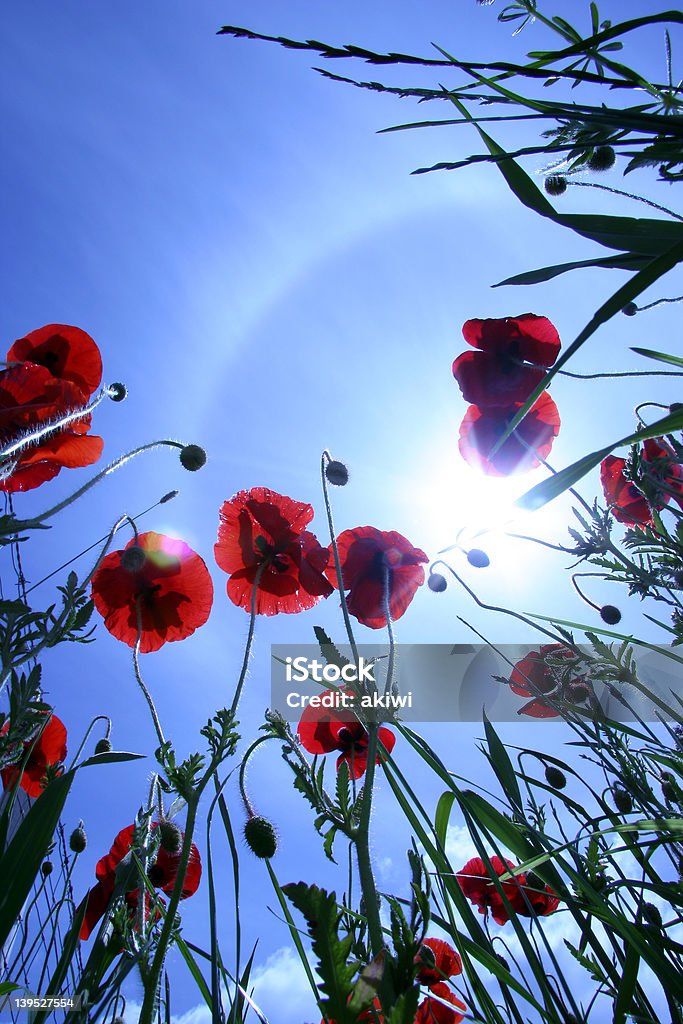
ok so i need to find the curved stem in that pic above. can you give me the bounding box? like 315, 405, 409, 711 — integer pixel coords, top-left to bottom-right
133, 601, 165, 748
138, 796, 199, 1024
321, 450, 359, 665
229, 563, 265, 716
11, 440, 187, 531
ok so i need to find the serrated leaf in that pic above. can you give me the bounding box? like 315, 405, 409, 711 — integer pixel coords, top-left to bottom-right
283, 883, 357, 1024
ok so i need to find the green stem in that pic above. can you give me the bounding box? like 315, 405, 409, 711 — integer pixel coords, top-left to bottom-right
354, 723, 383, 958
321, 451, 359, 664
138, 797, 200, 1024
229, 562, 265, 716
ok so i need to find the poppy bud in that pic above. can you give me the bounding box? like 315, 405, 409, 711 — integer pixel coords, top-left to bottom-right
108, 382, 127, 402
662, 779, 677, 802
121, 545, 146, 572
642, 901, 663, 928
428, 572, 447, 593
587, 145, 616, 171
612, 786, 632, 814
415, 943, 437, 973
566, 682, 590, 704
545, 766, 567, 790
600, 605, 621, 625
544, 175, 567, 196
325, 460, 349, 487
160, 490, 179, 504
495, 953, 510, 972
95, 737, 112, 754
41, 860, 53, 877
70, 823, 87, 854
467, 548, 490, 568
622, 302, 638, 317
179, 444, 207, 471
244, 815, 278, 859
157, 819, 183, 854
112, 1018, 126, 1024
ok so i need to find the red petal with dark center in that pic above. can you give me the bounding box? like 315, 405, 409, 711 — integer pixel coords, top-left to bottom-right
599, 455, 659, 527
452, 350, 546, 408
458, 393, 560, 476
326, 527, 428, 629
8, 324, 102, 399
91, 532, 213, 652
462, 314, 561, 366
215, 489, 332, 615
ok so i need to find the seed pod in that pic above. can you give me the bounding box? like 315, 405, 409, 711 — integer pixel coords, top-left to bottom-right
158, 819, 183, 854
121, 546, 146, 572
544, 175, 567, 196
70, 823, 87, 854
325, 460, 349, 487
467, 548, 490, 568
587, 145, 616, 171
179, 444, 207, 471
642, 902, 663, 929
244, 815, 278, 859
612, 786, 632, 814
428, 572, 447, 593
600, 605, 621, 625
545, 766, 567, 790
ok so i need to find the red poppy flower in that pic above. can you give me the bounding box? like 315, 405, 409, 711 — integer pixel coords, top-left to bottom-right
458, 393, 560, 476
325, 527, 428, 629
214, 487, 333, 615
509, 645, 590, 719
458, 857, 560, 924
297, 691, 396, 780
0, 363, 103, 492
0, 713, 67, 798
600, 438, 683, 528
7, 324, 103, 400
415, 983, 466, 1024
91, 532, 213, 653
457, 856, 527, 925
453, 314, 561, 408
414, 938, 462, 986
79, 822, 201, 941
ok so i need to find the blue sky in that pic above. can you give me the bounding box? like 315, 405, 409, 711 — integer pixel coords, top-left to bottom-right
2, 2, 682, 1021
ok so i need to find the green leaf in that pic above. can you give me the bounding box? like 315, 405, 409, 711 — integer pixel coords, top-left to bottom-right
517, 405, 683, 510
175, 936, 213, 1011
32, 900, 89, 1024
283, 883, 357, 1024
0, 770, 74, 948
78, 750, 145, 768
613, 943, 641, 1024
483, 715, 523, 812
631, 347, 683, 369
494, 252, 647, 287
457, 789, 537, 863
434, 791, 455, 849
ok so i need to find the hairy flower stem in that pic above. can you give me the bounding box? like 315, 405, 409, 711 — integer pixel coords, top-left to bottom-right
229, 562, 265, 716
238, 735, 270, 816
138, 796, 200, 1024
321, 450, 359, 665
0, 385, 112, 463
354, 724, 384, 958
9, 440, 188, 533
133, 603, 166, 748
